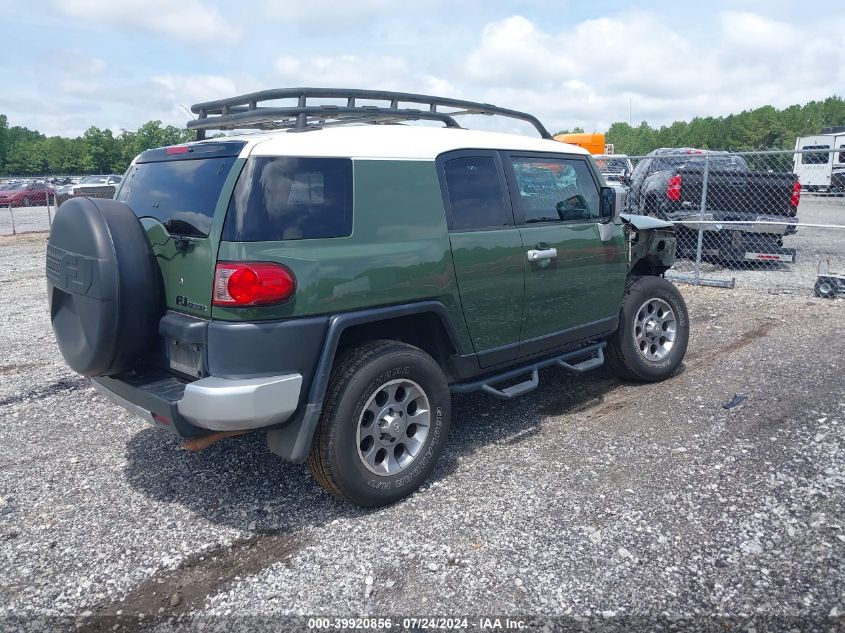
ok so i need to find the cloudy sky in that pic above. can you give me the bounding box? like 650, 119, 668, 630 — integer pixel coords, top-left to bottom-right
2, 0, 843, 137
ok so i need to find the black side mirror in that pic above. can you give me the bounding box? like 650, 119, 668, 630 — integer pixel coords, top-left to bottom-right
600, 186, 615, 221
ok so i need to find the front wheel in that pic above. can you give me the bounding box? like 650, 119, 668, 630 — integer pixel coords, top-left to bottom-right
606, 276, 690, 382
307, 340, 451, 507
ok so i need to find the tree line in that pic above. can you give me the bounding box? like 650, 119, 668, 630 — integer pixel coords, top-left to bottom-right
601, 96, 845, 156
0, 116, 193, 176
1, 96, 844, 175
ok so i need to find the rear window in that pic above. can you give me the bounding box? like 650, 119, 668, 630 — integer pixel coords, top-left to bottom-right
802, 145, 830, 165
119, 157, 237, 237
222, 157, 353, 242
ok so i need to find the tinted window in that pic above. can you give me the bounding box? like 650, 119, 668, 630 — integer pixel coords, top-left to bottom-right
223, 157, 352, 242
839, 145, 845, 164
443, 156, 508, 230
802, 145, 831, 164
119, 157, 237, 237
510, 157, 600, 223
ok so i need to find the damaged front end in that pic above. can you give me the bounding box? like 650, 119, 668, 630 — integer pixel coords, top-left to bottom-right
620, 213, 677, 276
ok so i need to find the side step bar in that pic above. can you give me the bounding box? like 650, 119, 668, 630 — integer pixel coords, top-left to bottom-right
450, 342, 606, 400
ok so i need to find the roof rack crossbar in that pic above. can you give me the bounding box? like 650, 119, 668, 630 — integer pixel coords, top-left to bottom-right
188, 87, 552, 140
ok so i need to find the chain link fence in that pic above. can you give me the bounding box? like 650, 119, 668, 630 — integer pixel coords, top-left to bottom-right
618, 148, 845, 297
0, 177, 118, 236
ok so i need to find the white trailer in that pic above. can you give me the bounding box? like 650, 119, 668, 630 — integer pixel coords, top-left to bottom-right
793, 131, 845, 191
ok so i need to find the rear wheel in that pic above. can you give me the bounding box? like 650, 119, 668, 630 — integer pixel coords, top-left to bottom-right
307, 340, 451, 507
22, 196, 31, 207
606, 276, 689, 381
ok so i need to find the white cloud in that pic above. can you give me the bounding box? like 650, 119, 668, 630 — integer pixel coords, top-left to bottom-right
457, 12, 845, 134
274, 55, 414, 90
264, 0, 395, 25
51, 0, 240, 42
6, 6, 844, 140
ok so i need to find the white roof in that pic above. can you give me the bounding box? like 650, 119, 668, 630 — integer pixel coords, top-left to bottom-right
210, 125, 589, 161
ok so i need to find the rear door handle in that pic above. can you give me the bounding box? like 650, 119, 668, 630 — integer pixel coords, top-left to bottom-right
526, 248, 557, 262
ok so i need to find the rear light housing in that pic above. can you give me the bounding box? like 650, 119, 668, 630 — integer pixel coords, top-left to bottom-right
166, 145, 190, 155
213, 262, 296, 306
666, 174, 682, 201
790, 180, 801, 207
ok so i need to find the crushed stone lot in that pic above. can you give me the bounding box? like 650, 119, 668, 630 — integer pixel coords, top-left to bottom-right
0, 233, 843, 630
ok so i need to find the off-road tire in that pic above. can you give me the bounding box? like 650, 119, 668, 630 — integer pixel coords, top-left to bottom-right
606, 276, 689, 382
307, 340, 451, 507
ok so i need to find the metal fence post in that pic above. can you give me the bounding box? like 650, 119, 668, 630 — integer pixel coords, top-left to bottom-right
693, 155, 710, 284
47, 192, 53, 228
8, 203, 15, 236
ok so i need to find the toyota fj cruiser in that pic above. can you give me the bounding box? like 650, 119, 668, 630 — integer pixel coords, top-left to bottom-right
46, 88, 688, 507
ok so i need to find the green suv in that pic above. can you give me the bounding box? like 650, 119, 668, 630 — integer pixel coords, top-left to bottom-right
46, 89, 688, 507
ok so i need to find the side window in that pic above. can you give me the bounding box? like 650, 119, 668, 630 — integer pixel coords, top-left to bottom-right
223, 157, 353, 241
509, 156, 600, 223
802, 145, 831, 164
839, 145, 845, 164
443, 156, 509, 230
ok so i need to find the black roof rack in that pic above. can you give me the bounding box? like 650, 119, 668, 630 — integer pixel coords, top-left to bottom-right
188, 87, 552, 140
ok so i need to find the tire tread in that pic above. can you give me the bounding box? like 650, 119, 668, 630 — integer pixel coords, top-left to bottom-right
306, 339, 423, 502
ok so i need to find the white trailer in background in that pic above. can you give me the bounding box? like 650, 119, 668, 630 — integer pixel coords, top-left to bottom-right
793, 128, 845, 191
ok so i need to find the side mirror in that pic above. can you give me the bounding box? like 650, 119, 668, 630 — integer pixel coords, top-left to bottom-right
600, 186, 616, 221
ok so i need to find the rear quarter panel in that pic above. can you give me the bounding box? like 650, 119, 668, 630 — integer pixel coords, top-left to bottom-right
214, 159, 473, 352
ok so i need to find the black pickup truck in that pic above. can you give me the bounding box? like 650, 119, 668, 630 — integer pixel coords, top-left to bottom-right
626, 148, 800, 263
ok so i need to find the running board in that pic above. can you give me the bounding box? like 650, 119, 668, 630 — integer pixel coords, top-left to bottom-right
450, 342, 606, 400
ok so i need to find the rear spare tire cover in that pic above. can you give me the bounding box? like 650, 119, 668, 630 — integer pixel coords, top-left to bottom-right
46, 197, 160, 377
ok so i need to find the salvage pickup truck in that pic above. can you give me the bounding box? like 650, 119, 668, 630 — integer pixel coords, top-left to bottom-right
626, 148, 800, 263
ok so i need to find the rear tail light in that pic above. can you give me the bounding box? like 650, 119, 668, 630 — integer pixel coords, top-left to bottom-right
666, 174, 682, 201
213, 262, 296, 306
790, 181, 801, 207
166, 145, 190, 155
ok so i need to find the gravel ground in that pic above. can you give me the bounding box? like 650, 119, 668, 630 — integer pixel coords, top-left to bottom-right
1, 233, 843, 632
0, 205, 55, 236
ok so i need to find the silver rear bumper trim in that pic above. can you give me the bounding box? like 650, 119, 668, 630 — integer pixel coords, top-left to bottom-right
177, 374, 303, 431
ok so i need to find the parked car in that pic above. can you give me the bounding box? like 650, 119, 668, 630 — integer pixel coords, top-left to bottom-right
46, 88, 689, 507
56, 175, 122, 205
0, 181, 55, 207
594, 154, 634, 186
626, 148, 800, 263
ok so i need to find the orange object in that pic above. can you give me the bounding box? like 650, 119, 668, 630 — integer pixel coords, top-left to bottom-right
553, 132, 605, 155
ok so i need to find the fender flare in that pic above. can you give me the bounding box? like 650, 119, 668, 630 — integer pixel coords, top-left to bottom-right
267, 301, 461, 463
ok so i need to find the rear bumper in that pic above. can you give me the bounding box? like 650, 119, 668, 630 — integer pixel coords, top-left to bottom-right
178, 374, 302, 431
676, 227, 796, 263
92, 370, 302, 435
669, 211, 797, 236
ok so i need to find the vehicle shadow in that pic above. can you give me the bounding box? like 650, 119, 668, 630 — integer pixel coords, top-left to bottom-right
122, 365, 623, 535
